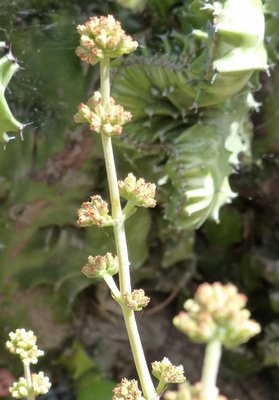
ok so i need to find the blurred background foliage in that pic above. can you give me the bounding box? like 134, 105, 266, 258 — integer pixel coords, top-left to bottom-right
0, 0, 279, 399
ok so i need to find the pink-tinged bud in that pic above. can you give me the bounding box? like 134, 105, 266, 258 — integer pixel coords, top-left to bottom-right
74, 92, 132, 137
123, 289, 150, 311
118, 173, 156, 208
77, 195, 113, 227
82, 253, 119, 278
74, 103, 92, 123
76, 15, 138, 65
113, 378, 144, 400
174, 282, 261, 347
151, 357, 186, 384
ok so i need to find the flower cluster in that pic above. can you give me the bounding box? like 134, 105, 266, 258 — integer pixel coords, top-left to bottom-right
9, 373, 51, 399
173, 282, 261, 348
123, 289, 150, 311
74, 91, 132, 136
164, 382, 227, 400
151, 357, 186, 384
76, 15, 138, 65
6, 329, 44, 365
77, 195, 113, 227
118, 173, 156, 208
112, 378, 144, 400
82, 253, 119, 278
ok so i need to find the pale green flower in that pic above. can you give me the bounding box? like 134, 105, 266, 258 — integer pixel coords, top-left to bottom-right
113, 378, 144, 400
76, 15, 138, 65
82, 253, 119, 278
6, 329, 44, 364
152, 357, 186, 384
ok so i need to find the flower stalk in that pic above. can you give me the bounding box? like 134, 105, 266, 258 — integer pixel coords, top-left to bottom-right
6, 329, 51, 399
200, 339, 222, 400
23, 363, 34, 400
75, 16, 158, 399
99, 56, 156, 400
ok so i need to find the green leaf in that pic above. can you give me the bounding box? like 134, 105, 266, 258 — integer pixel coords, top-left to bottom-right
77, 375, 115, 400
126, 207, 151, 267
202, 207, 243, 246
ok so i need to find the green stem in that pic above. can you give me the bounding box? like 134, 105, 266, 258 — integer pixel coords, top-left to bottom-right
200, 339, 222, 400
23, 362, 35, 400
103, 274, 121, 302
155, 379, 167, 395
123, 200, 137, 220
100, 58, 156, 400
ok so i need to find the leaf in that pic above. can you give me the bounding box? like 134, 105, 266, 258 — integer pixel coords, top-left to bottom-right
77, 375, 115, 400
202, 207, 243, 246
126, 207, 151, 268
60, 340, 97, 380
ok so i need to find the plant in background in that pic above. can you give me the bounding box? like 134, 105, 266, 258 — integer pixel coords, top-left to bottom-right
112, 0, 268, 230
169, 283, 261, 400
5, 329, 51, 399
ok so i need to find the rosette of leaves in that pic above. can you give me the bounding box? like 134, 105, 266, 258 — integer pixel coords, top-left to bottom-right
113, 0, 267, 229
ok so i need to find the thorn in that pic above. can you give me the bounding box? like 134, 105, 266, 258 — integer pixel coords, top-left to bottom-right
7, 45, 17, 64
20, 122, 33, 140
265, 65, 271, 77
211, 68, 218, 84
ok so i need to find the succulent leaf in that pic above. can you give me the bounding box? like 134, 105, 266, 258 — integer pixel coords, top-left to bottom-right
0, 50, 24, 143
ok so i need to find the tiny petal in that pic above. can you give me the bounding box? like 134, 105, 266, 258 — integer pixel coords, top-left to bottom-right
118, 173, 156, 208
74, 92, 132, 137
82, 253, 119, 278
9, 377, 28, 399
123, 289, 150, 311
113, 378, 144, 400
77, 195, 113, 227
151, 357, 186, 384
32, 372, 51, 395
76, 15, 138, 65
6, 329, 44, 364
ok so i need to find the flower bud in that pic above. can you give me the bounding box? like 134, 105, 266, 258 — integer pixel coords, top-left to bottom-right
118, 173, 156, 208
113, 378, 144, 400
31, 372, 51, 395
82, 253, 119, 278
9, 377, 28, 399
9, 373, 51, 399
6, 329, 44, 365
74, 92, 132, 137
123, 289, 150, 311
77, 195, 113, 227
76, 15, 138, 65
151, 357, 186, 384
173, 282, 261, 347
